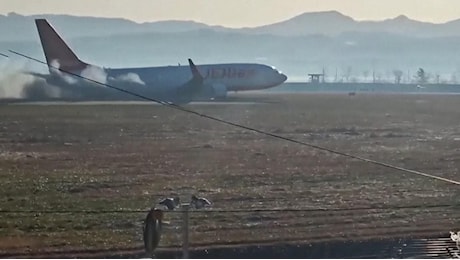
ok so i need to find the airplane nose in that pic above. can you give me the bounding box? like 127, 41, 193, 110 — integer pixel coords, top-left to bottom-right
279, 73, 287, 83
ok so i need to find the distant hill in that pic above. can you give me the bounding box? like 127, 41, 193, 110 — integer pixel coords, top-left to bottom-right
0, 12, 231, 42
2, 11, 460, 42
2, 11, 460, 82
244, 11, 460, 37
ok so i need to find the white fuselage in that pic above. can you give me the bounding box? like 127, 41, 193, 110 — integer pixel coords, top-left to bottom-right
106, 63, 287, 92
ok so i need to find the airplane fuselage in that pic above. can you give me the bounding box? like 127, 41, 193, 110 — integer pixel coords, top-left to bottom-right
106, 63, 287, 92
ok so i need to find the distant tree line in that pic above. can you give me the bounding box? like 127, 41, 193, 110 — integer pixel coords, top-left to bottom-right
316, 66, 459, 84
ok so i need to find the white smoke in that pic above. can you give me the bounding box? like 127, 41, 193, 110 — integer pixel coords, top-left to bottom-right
0, 58, 143, 100
80, 65, 108, 85
0, 61, 36, 98
0, 60, 67, 99
49, 60, 108, 86
50, 59, 77, 85
115, 72, 145, 85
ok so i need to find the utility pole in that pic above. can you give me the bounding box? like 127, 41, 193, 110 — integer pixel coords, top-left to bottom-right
182, 204, 190, 259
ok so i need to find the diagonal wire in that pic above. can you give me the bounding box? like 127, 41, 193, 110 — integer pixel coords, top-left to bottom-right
9, 50, 460, 186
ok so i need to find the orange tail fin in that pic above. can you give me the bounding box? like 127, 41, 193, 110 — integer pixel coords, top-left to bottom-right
35, 19, 87, 72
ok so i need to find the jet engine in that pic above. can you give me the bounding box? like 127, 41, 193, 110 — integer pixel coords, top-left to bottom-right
196, 83, 228, 100
210, 83, 227, 99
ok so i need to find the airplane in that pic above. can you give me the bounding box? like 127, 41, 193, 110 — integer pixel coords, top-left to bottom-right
30, 19, 287, 104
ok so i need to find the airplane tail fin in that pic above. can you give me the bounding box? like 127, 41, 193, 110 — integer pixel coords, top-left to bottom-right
35, 19, 87, 72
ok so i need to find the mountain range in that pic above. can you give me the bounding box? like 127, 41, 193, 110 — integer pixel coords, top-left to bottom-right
3, 11, 460, 41
1, 11, 460, 82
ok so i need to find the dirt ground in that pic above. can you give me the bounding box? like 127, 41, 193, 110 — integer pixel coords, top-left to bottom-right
0, 92, 458, 256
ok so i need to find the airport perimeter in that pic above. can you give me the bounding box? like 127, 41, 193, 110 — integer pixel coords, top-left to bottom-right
0, 92, 458, 258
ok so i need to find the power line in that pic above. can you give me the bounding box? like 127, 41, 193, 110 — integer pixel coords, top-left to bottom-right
9, 50, 460, 186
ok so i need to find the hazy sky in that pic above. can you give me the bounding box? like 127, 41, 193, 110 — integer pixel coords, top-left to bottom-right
1, 0, 460, 27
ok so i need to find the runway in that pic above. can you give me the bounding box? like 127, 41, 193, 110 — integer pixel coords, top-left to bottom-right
8, 100, 264, 106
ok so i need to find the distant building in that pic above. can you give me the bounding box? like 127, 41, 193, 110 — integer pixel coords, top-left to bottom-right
308, 73, 325, 83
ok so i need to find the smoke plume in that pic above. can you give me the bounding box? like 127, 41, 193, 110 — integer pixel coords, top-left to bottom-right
80, 65, 108, 85
0, 60, 147, 101
115, 72, 146, 85
49, 60, 77, 85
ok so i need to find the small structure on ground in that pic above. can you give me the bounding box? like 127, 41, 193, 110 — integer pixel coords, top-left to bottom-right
308, 73, 325, 83
143, 208, 164, 258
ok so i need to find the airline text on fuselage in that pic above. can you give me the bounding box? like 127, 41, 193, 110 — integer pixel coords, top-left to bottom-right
203, 68, 256, 79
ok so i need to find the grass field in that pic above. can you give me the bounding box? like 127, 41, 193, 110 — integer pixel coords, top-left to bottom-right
0, 92, 458, 256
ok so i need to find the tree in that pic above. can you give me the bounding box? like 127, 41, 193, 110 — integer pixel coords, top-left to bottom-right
362, 70, 370, 82
415, 68, 428, 84
393, 70, 403, 84
343, 66, 352, 82
450, 73, 458, 84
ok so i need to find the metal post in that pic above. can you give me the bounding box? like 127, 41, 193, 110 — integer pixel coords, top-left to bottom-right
182, 204, 190, 259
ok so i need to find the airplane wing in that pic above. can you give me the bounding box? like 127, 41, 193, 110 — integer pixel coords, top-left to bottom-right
23, 71, 50, 80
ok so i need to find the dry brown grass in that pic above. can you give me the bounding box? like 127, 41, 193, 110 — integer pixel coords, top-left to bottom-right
0, 92, 458, 255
